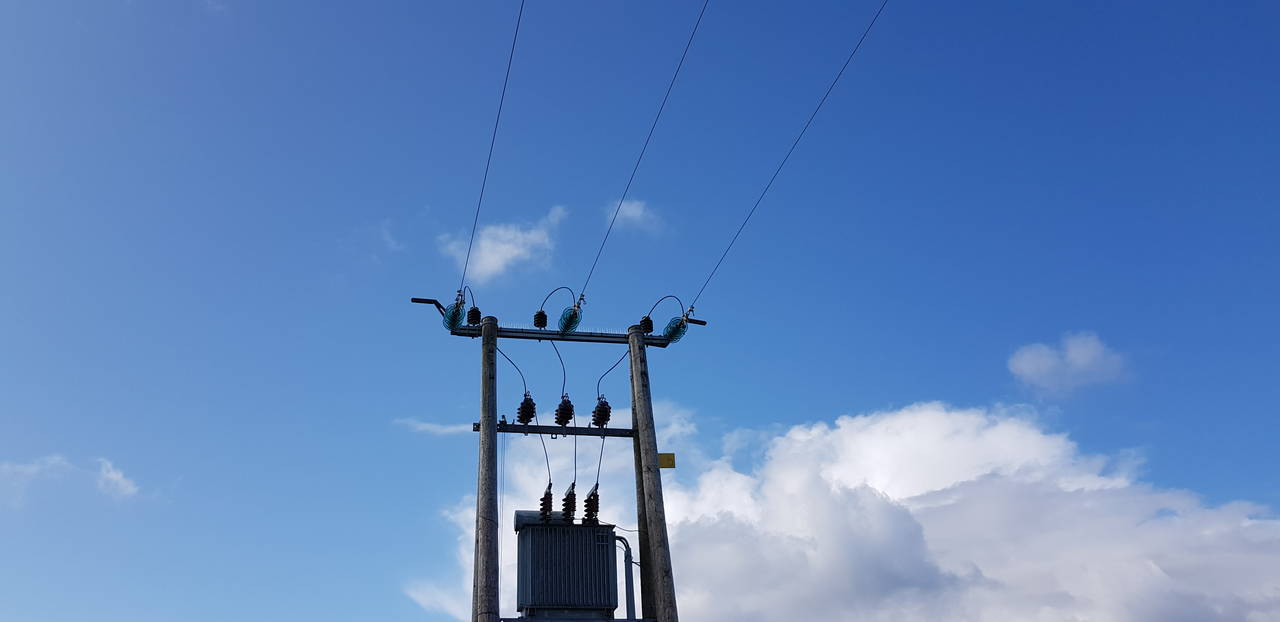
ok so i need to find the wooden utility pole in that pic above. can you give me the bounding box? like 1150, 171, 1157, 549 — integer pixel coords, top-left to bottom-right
631, 372, 655, 619
411, 297, 696, 622
628, 325, 679, 622
471, 316, 499, 622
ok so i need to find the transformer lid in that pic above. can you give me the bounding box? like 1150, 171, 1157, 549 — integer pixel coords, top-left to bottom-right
514, 509, 562, 531
514, 510, 618, 533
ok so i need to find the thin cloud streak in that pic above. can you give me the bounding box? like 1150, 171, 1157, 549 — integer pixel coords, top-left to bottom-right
394, 418, 473, 436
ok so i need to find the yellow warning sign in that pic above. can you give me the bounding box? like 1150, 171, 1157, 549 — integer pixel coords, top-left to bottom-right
658, 453, 676, 469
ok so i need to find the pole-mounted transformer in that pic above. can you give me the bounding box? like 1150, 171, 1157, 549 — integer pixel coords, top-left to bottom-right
409, 297, 706, 622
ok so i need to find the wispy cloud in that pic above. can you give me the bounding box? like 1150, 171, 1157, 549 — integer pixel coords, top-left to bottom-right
95, 459, 139, 499
2, 455, 139, 507
1009, 331, 1127, 394
379, 219, 405, 253
0, 455, 71, 508
405, 580, 469, 621
606, 199, 662, 233
394, 418, 472, 436
437, 206, 568, 283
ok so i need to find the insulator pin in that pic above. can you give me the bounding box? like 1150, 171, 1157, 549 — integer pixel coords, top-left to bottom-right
466, 306, 482, 325
533, 309, 548, 328
591, 397, 612, 428
517, 393, 536, 425
561, 482, 577, 523
582, 484, 600, 525
639, 315, 654, 334
554, 395, 574, 426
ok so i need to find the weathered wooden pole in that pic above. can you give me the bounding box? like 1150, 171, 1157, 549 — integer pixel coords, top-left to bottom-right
630, 349, 654, 619
472, 316, 499, 622
627, 325, 679, 622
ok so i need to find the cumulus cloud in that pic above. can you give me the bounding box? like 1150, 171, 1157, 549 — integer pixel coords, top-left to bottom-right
438, 206, 568, 283
1009, 332, 1127, 393
95, 459, 139, 499
394, 418, 473, 436
407, 401, 1280, 622
607, 200, 662, 233
0, 455, 71, 507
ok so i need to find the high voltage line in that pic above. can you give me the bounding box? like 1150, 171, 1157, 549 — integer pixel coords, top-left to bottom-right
445, 0, 889, 538
457, 0, 526, 298
579, 0, 713, 302
689, 0, 891, 310
418, 4, 896, 619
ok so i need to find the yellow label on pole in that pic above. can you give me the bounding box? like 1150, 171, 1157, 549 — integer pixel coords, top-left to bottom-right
658, 453, 676, 469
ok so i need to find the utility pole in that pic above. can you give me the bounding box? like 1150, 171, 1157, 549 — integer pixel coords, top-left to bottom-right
411, 298, 702, 622
628, 325, 679, 622
631, 363, 654, 619
473, 316, 499, 622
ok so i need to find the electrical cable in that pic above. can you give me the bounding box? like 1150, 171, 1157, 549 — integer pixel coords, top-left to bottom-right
532, 410, 551, 486
548, 340, 577, 484
579, 0, 712, 300
596, 349, 630, 399
646, 295, 686, 320
689, 0, 890, 309
539, 286, 577, 314
594, 349, 628, 485
595, 435, 608, 486
458, 0, 527, 293
496, 348, 547, 483
588, 348, 629, 499
496, 346, 526, 393
549, 341, 566, 398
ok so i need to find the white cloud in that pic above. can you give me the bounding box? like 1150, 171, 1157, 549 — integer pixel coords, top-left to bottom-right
1009, 332, 1127, 393
607, 199, 662, 233
438, 206, 568, 283
1, 455, 71, 507
409, 401, 1280, 622
405, 578, 469, 621
379, 219, 405, 253
95, 459, 139, 499
394, 418, 473, 436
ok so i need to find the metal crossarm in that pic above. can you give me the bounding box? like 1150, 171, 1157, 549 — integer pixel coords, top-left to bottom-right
450, 325, 671, 348
475, 421, 637, 438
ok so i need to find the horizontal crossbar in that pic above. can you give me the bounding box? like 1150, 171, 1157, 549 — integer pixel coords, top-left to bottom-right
475, 421, 636, 438
449, 325, 670, 348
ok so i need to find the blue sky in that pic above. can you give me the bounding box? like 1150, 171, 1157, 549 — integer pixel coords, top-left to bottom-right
2, 1, 1278, 620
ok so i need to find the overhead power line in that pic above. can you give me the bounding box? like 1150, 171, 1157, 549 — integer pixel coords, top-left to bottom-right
579, 0, 713, 301
689, 0, 890, 309
458, 0, 527, 295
